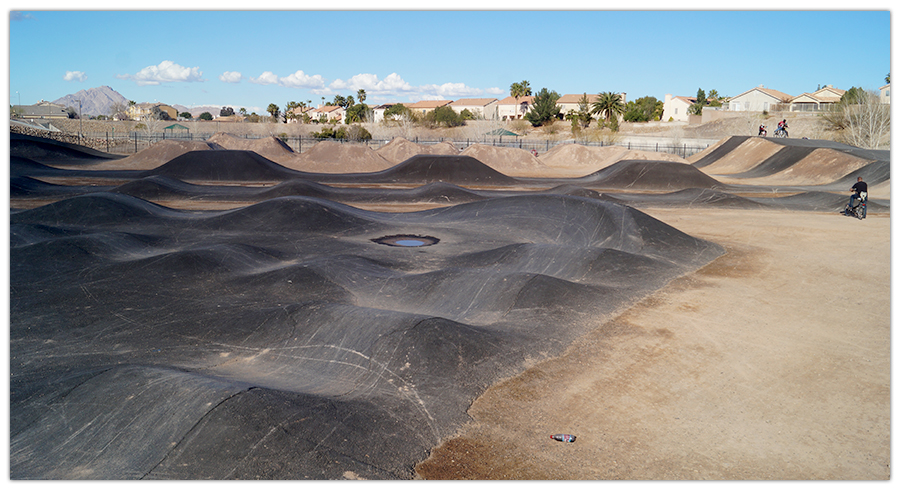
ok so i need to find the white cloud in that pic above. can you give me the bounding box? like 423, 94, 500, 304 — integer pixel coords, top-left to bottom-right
249, 70, 326, 90
219, 71, 242, 83
418, 82, 484, 99
328, 73, 415, 95
64, 71, 87, 82
117, 60, 204, 86
249, 71, 279, 85
10, 11, 35, 21
246, 69, 499, 103
279, 70, 326, 89
318, 72, 492, 102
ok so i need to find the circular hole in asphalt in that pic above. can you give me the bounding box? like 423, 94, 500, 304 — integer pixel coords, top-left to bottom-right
371, 234, 440, 248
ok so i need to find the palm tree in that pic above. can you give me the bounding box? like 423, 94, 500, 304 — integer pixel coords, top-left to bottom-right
592, 91, 624, 125
357, 89, 367, 104
509, 80, 532, 119
267, 103, 280, 122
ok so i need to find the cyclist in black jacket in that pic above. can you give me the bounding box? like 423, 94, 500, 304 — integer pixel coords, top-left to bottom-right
848, 177, 868, 209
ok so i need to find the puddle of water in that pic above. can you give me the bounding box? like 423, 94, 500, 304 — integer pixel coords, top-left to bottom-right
395, 239, 427, 247
371, 234, 440, 248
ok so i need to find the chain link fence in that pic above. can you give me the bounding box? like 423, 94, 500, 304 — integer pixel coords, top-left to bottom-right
13, 124, 711, 159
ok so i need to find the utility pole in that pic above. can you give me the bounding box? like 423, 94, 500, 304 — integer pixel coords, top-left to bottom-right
76, 99, 83, 145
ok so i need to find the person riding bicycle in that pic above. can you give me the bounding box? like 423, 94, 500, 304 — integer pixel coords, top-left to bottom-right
758, 124, 767, 136
847, 176, 868, 210
775, 119, 788, 137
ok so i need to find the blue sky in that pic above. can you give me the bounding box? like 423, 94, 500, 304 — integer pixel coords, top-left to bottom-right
6, 6, 893, 115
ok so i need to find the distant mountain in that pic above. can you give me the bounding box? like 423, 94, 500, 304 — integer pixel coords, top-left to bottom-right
176, 105, 223, 118
52, 86, 247, 119
53, 86, 129, 117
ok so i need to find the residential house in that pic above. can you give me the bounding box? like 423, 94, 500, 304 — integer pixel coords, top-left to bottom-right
127, 102, 178, 121
448, 98, 499, 120
879, 83, 890, 104
287, 106, 315, 122
661, 94, 696, 122
496, 95, 535, 120
556, 93, 600, 117
308, 105, 345, 123
789, 85, 845, 112
723, 85, 793, 112
406, 100, 453, 116
16, 100, 69, 119
372, 103, 399, 123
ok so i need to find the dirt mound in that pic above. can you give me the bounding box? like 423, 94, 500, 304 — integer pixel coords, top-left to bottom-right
369, 155, 519, 185
11, 132, 123, 164
92, 140, 218, 170
743, 148, 874, 186
206, 132, 295, 162
376, 137, 460, 164
281, 140, 394, 173
140, 150, 301, 182
698, 137, 783, 175
507, 143, 689, 178
460, 144, 548, 177
583, 160, 723, 191
539, 143, 629, 174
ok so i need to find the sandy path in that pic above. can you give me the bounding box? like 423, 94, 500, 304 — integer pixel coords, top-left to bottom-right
415, 209, 890, 480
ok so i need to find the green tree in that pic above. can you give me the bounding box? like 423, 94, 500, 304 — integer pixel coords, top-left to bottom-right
623, 96, 664, 122
331, 95, 347, 108
383, 103, 419, 124
345, 103, 369, 123
688, 88, 706, 115
285, 101, 302, 122
510, 80, 532, 99
199, 112, 213, 121
592, 91, 625, 126
568, 93, 594, 129
525, 87, 561, 127
357, 89, 367, 104
459, 108, 476, 120
509, 80, 532, 118
423, 106, 465, 128
179, 111, 192, 119
267, 103, 280, 122
841, 86, 868, 104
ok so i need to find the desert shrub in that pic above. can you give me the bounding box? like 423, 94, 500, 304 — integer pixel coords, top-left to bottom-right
311, 125, 371, 141
509, 119, 529, 134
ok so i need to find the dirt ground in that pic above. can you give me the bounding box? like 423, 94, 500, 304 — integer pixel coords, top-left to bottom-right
415, 208, 891, 480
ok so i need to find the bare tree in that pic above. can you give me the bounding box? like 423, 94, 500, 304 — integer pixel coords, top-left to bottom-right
821, 89, 890, 149
109, 101, 128, 121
